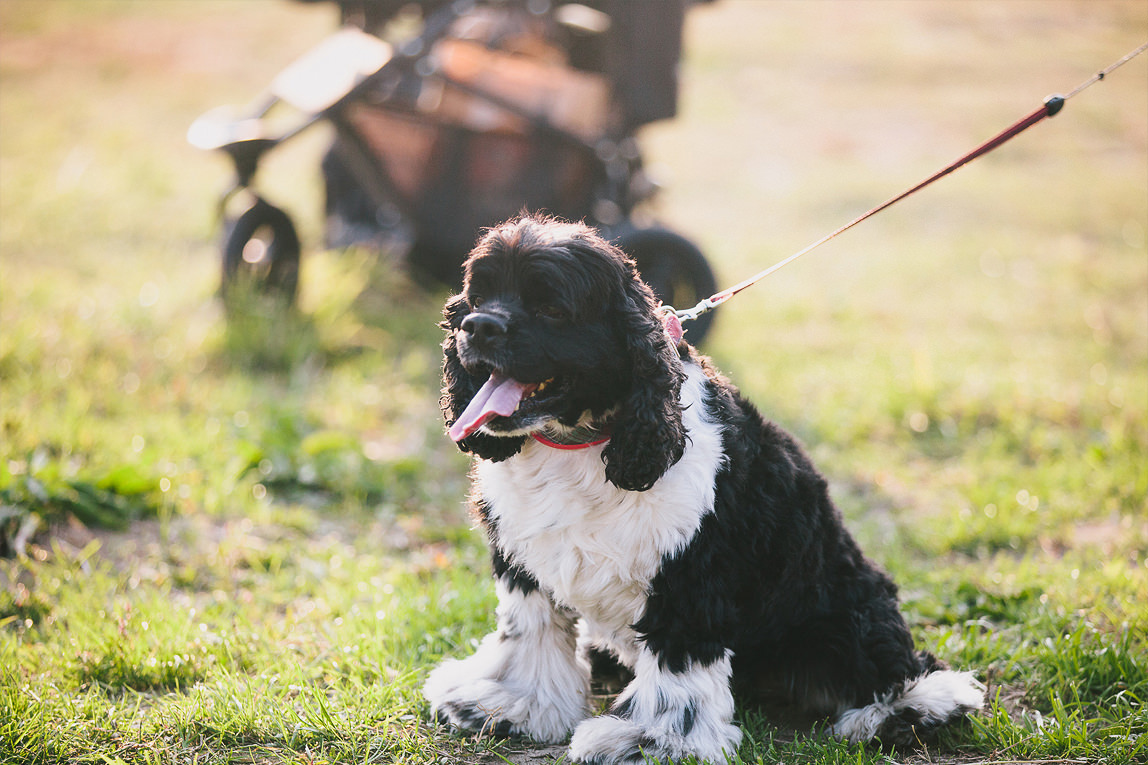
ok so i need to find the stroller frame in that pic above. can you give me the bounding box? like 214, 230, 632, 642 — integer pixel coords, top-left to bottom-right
189, 0, 717, 341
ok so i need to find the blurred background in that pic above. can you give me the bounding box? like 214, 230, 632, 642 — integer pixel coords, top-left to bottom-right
1, 1, 1146, 760
3, 0, 1146, 587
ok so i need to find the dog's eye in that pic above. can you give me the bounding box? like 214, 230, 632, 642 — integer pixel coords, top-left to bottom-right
534, 304, 567, 321
469, 295, 484, 310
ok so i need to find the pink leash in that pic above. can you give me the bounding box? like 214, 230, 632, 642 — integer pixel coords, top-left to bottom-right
666, 42, 1148, 329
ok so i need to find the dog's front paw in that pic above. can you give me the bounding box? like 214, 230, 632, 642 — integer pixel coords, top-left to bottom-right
568, 714, 741, 765
568, 715, 649, 764
424, 652, 589, 744
426, 671, 530, 739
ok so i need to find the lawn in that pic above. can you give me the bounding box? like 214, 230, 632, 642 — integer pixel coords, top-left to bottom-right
1, 1, 1146, 763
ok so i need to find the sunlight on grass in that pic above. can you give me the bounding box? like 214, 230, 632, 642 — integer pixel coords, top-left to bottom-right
2, 0, 1146, 763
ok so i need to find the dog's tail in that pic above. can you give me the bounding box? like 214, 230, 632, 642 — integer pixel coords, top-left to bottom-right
829, 654, 985, 746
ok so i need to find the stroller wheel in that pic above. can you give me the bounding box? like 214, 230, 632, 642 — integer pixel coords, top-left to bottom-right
222, 198, 300, 312
613, 227, 717, 344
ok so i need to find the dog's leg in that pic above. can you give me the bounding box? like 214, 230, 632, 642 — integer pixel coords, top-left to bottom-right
423, 576, 591, 743
568, 646, 742, 765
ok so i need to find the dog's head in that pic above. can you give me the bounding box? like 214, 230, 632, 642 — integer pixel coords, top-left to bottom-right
441, 214, 687, 491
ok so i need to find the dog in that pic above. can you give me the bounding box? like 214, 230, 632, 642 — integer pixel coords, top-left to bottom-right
424, 214, 984, 764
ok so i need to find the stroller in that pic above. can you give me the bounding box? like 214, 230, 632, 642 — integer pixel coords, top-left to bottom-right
189, 0, 718, 341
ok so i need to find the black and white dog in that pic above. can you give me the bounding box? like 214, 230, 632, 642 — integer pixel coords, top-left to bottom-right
424, 214, 983, 763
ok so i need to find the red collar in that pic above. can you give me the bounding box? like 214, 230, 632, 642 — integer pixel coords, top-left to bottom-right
531, 424, 611, 450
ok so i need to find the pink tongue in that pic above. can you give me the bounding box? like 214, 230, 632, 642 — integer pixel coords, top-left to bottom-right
449, 373, 534, 442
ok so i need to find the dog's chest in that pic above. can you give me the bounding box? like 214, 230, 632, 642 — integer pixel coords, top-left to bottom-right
477, 372, 725, 629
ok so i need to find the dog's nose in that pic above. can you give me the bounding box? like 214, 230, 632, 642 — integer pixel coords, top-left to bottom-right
461, 312, 508, 346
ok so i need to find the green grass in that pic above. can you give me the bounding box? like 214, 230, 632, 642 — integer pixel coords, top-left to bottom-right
2, 0, 1146, 763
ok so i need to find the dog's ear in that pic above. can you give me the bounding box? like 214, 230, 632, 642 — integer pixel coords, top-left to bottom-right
440, 294, 526, 462
601, 274, 686, 492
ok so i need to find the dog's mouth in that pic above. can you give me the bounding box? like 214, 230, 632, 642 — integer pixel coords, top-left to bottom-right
448, 372, 560, 442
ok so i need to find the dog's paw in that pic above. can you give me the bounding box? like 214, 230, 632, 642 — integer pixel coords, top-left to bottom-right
432, 686, 517, 739
427, 674, 530, 739
424, 655, 588, 743
568, 715, 649, 764
568, 714, 741, 765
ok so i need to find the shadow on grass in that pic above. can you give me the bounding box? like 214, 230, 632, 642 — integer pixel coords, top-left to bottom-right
213, 248, 450, 376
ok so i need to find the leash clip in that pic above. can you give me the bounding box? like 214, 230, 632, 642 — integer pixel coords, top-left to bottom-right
669, 296, 720, 323
659, 294, 727, 343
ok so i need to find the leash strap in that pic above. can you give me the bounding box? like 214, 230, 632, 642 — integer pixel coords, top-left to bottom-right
671, 42, 1148, 324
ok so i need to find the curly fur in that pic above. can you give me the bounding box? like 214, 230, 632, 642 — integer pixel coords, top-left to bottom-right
440, 215, 686, 487
425, 214, 984, 764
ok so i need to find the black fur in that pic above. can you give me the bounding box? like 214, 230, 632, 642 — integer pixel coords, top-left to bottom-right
441, 215, 685, 490
634, 365, 930, 707
441, 293, 527, 463
473, 497, 539, 596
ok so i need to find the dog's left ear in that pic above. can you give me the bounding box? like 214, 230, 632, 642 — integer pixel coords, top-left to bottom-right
440, 294, 526, 462
601, 275, 687, 492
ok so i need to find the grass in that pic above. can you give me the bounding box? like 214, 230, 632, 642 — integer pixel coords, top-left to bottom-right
1, 0, 1146, 763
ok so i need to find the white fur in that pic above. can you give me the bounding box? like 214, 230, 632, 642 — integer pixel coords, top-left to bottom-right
569, 648, 742, 765
900, 670, 985, 721
423, 579, 591, 742
476, 362, 725, 630
829, 700, 895, 743
829, 670, 986, 743
578, 618, 641, 673
430, 362, 737, 761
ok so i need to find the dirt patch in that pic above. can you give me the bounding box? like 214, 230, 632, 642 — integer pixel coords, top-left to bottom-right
472, 742, 569, 765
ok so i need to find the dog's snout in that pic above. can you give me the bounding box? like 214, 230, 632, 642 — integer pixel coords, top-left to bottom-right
461, 312, 508, 346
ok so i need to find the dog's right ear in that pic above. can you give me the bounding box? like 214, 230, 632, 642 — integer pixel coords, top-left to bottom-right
600, 273, 687, 492
440, 294, 526, 462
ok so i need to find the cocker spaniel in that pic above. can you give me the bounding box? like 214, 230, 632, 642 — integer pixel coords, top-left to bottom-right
424, 214, 983, 764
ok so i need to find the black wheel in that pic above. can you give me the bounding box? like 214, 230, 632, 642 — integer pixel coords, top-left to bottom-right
613, 227, 718, 344
221, 198, 300, 311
